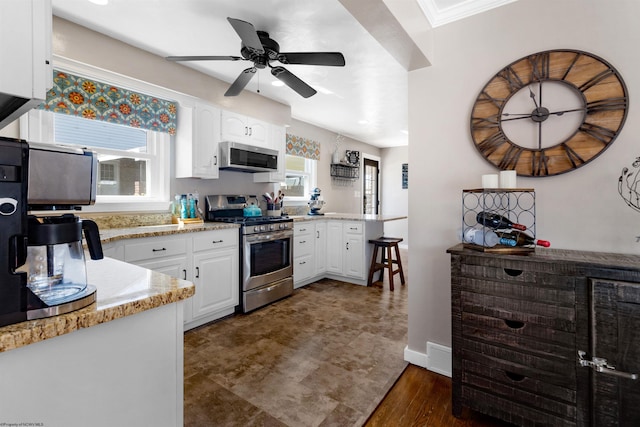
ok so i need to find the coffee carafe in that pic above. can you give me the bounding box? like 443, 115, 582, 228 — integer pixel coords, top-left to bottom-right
23, 215, 103, 306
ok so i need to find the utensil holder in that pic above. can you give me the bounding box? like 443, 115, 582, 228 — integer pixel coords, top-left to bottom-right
266, 203, 281, 217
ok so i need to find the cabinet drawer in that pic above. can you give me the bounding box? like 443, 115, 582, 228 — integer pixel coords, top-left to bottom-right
294, 223, 313, 235
124, 236, 188, 262
462, 339, 576, 384
294, 234, 313, 257
344, 222, 362, 234
294, 254, 314, 283
193, 229, 238, 252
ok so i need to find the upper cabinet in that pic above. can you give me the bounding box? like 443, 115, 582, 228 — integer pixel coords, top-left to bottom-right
0, 0, 52, 129
175, 101, 221, 179
254, 124, 286, 183
220, 110, 269, 147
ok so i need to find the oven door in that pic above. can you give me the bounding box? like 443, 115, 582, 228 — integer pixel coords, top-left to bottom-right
243, 229, 293, 291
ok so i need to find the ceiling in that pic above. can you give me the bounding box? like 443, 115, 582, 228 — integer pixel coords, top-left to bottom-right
51, 0, 514, 148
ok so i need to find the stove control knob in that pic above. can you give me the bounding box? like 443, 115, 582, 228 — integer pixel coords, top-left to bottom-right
269, 224, 275, 231
279, 224, 285, 230
260, 225, 266, 231
254, 226, 260, 232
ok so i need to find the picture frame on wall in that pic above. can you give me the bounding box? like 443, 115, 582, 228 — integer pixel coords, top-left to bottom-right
402, 163, 408, 189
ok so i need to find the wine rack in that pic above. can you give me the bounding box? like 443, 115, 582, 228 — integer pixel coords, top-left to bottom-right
330, 163, 359, 180
462, 188, 536, 253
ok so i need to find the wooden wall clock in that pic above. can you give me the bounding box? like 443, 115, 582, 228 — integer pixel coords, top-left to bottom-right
470, 49, 629, 177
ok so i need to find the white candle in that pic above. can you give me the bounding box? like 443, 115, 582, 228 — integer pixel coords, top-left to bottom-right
481, 174, 499, 188
499, 170, 517, 188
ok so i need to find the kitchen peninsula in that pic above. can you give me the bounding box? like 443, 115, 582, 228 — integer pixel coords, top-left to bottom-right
0, 257, 194, 426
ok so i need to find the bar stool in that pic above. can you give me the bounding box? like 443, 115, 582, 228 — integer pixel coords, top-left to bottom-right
367, 237, 405, 291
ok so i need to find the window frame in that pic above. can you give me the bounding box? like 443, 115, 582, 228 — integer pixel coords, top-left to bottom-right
282, 154, 317, 205
19, 56, 184, 212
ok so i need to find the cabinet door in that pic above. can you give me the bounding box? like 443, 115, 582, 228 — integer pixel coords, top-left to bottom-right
254, 124, 285, 183
193, 102, 220, 178
247, 118, 269, 147
591, 279, 640, 426
220, 110, 248, 142
191, 248, 239, 319
326, 221, 344, 274
315, 222, 326, 275
135, 256, 188, 281
344, 232, 364, 279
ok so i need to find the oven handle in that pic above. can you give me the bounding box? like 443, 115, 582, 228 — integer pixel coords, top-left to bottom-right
245, 230, 293, 243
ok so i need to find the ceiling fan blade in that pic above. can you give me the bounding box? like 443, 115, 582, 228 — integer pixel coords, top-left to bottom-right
166, 55, 243, 62
271, 66, 317, 98
227, 17, 264, 54
225, 67, 257, 96
277, 52, 345, 66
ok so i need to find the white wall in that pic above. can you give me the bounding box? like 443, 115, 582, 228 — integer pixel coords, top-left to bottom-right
286, 118, 382, 214
405, 0, 640, 361
381, 146, 408, 245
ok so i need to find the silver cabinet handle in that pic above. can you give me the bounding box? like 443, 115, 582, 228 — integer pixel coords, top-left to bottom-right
578, 350, 638, 380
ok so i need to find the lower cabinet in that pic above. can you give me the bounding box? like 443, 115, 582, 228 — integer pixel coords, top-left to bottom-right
187, 230, 239, 329
294, 219, 382, 287
117, 228, 239, 331
449, 245, 640, 426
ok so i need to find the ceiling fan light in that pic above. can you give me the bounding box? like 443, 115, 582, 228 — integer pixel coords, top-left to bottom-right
271, 81, 285, 87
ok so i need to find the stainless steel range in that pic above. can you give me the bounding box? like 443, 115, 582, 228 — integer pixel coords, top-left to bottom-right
204, 195, 293, 313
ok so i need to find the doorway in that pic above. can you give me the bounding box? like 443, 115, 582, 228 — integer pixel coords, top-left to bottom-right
363, 158, 379, 214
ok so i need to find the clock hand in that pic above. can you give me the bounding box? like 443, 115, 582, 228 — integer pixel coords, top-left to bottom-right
529, 86, 540, 109
548, 107, 587, 116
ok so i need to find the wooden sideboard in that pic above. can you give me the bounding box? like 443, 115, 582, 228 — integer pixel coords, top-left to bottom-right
448, 244, 640, 426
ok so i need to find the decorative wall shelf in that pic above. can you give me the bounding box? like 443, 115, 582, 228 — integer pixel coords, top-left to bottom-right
330, 163, 359, 180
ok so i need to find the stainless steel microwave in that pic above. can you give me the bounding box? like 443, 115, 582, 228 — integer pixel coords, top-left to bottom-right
218, 141, 278, 173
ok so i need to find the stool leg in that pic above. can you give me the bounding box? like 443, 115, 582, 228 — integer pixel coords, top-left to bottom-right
387, 246, 394, 291
367, 244, 379, 286
378, 248, 386, 282
394, 243, 405, 285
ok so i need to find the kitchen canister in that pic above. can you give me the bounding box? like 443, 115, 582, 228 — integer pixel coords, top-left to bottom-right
499, 170, 517, 188
481, 174, 499, 188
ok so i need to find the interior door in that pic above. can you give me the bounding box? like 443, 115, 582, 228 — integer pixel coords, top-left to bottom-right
363, 158, 379, 214
590, 278, 640, 426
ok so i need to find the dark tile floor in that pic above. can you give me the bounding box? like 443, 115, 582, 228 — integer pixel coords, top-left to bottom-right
183, 250, 408, 426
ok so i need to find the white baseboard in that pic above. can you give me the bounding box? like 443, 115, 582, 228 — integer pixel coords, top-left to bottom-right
404, 342, 452, 378
404, 345, 427, 368
426, 341, 452, 377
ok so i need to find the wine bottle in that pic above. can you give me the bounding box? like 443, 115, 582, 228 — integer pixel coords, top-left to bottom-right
463, 228, 516, 247
476, 211, 527, 231
498, 230, 550, 247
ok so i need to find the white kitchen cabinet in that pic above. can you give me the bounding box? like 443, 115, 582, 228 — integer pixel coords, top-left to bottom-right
315, 221, 327, 275
254, 124, 286, 183
325, 221, 374, 283
0, 0, 52, 129
293, 222, 315, 287
119, 229, 239, 330
188, 229, 239, 329
326, 221, 345, 275
220, 110, 269, 147
175, 101, 221, 179
343, 223, 364, 279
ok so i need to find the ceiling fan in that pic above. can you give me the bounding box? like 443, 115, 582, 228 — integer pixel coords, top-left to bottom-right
166, 17, 346, 98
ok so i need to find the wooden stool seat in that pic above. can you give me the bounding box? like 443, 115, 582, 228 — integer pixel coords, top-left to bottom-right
367, 237, 405, 291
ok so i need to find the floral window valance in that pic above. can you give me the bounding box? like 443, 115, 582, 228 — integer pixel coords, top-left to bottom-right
286, 134, 320, 160
38, 70, 177, 135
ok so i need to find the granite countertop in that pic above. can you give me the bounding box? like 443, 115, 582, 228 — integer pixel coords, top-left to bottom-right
291, 213, 407, 222
100, 222, 240, 243
0, 257, 195, 353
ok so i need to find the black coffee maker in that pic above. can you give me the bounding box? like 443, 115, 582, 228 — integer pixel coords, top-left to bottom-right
0, 137, 103, 328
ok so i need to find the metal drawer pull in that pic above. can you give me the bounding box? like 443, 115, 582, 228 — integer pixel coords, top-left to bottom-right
299, 261, 306, 265
299, 240, 306, 244
212, 239, 223, 244
195, 267, 200, 278
504, 319, 525, 329
503, 268, 523, 277
505, 371, 526, 382
152, 247, 167, 252
578, 350, 638, 380
182, 269, 187, 280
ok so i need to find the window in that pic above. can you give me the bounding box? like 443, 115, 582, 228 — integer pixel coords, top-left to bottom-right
25, 109, 170, 210
282, 155, 316, 202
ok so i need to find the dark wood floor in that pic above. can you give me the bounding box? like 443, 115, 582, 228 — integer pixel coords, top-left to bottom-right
364, 364, 513, 427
